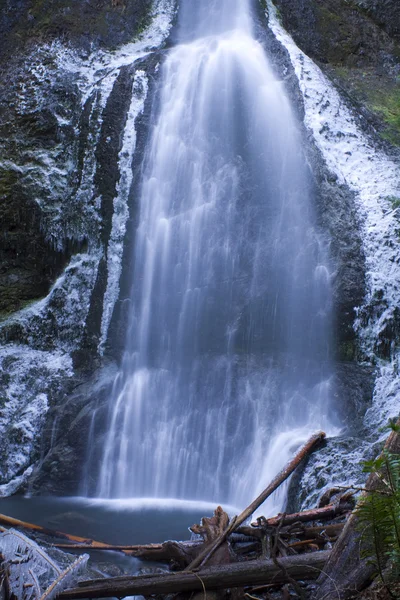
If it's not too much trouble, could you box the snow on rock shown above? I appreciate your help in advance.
[267,0,400,505]
[0,0,177,493]
[0,347,73,495]
[0,253,101,354]
[99,71,149,353]
[53,0,176,106]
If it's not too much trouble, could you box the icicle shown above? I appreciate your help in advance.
[0,529,89,600]
[39,554,89,600]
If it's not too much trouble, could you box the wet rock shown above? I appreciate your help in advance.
[26,362,117,496]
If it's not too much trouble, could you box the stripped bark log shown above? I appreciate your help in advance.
[0,514,111,547]
[313,419,400,600]
[185,431,326,571]
[59,551,331,599]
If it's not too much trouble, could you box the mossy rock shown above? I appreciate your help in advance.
[274,0,400,147]
[338,340,357,361]
[0,0,154,57]
[330,66,400,146]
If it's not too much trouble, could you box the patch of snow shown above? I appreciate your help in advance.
[0,466,34,498]
[0,252,101,354]
[0,347,73,491]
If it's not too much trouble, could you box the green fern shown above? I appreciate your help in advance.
[356,450,400,583]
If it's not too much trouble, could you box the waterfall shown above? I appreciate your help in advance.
[97,0,338,512]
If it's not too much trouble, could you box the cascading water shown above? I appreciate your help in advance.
[98,0,338,512]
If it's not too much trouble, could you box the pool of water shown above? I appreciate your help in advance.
[0,496,238,545]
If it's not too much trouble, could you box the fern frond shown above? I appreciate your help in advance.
[384,451,400,493]
[388,419,400,433]
[357,493,388,580]
[356,450,400,583]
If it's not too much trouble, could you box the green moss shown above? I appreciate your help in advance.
[318,5,342,25]
[369,87,400,146]
[338,340,356,361]
[387,196,400,210]
[0,169,18,198]
[331,66,400,146]
[0,285,42,319]
[134,8,154,39]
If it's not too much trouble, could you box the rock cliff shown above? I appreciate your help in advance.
[0,0,399,501]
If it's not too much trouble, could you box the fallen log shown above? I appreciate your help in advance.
[186,431,326,570]
[287,539,321,550]
[59,550,331,599]
[53,521,344,561]
[226,522,344,542]
[252,501,353,528]
[0,514,192,562]
[54,541,200,562]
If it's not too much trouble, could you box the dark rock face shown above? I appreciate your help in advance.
[0,195,65,315]
[0,0,154,320]
[356,0,400,40]
[311,152,366,355]
[0,56,78,316]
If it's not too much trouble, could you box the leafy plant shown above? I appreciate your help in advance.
[387,196,400,211]
[356,437,400,589]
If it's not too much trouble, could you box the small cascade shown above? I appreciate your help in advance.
[97,0,338,510]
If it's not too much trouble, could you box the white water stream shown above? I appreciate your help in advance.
[98,0,338,513]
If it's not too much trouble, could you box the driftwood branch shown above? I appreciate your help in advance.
[59,551,331,599]
[0,514,111,547]
[185,431,326,571]
[254,501,353,528]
